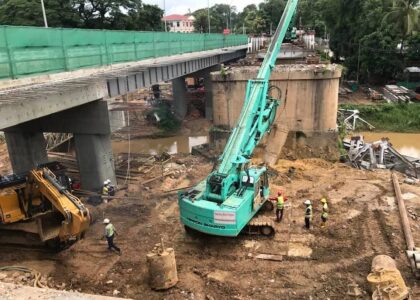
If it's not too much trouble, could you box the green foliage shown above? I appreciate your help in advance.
[153,104,181,133]
[295,0,419,84]
[340,103,420,132]
[0,0,163,31]
[0,0,80,27]
[193,4,237,33]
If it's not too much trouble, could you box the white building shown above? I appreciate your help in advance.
[162,14,195,33]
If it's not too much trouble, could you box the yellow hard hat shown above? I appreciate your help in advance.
[321,198,327,203]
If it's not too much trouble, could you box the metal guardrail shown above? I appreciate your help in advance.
[0,26,248,80]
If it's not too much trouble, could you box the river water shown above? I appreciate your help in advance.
[112,135,208,155]
[360,132,420,158]
[111,132,420,159]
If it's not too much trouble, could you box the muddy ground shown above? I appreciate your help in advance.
[1,144,420,299]
[1,87,420,299]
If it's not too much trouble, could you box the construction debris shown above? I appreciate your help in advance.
[383,85,412,103]
[367,88,383,101]
[338,109,375,131]
[345,135,419,178]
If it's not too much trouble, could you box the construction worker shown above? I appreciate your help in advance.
[102,180,110,196]
[270,191,288,222]
[320,198,329,228]
[103,218,121,255]
[304,200,312,229]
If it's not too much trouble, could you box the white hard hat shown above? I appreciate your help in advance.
[304,200,312,205]
[103,218,110,224]
[103,180,108,185]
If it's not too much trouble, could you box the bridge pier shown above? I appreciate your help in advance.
[172,76,187,119]
[4,131,48,174]
[74,133,115,192]
[172,65,219,120]
[3,100,116,191]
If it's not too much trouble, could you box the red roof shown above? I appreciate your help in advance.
[162,14,190,21]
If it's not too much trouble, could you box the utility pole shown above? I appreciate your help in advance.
[228,7,231,31]
[163,0,167,32]
[207,0,211,33]
[243,23,245,34]
[40,0,48,28]
[356,41,361,83]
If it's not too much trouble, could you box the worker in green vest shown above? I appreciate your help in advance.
[103,218,121,255]
[320,198,329,228]
[304,200,313,229]
[270,191,288,222]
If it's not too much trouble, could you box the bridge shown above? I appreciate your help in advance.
[0,25,248,191]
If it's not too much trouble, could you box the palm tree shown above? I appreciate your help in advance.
[383,0,419,51]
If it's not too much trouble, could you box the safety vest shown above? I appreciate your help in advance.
[277,196,284,209]
[305,205,313,219]
[322,203,329,219]
[102,186,109,196]
[105,223,115,237]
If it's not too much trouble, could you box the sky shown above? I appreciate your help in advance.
[143,0,260,15]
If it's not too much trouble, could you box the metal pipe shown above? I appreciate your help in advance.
[392,173,415,251]
[40,0,48,28]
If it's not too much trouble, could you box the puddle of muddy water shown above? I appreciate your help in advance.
[359,132,420,158]
[112,135,208,155]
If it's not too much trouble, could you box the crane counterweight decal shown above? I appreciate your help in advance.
[214,211,236,224]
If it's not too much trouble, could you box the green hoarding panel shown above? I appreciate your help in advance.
[0,25,247,79]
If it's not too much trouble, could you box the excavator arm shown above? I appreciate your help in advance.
[0,167,90,248]
[27,168,90,240]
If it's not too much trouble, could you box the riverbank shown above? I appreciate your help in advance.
[340,103,420,132]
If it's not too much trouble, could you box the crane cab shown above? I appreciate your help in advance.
[178,166,270,237]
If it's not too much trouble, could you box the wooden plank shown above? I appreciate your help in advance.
[254,254,283,261]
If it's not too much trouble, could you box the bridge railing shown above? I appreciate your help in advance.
[0,26,248,80]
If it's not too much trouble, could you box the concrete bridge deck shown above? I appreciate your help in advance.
[0,45,246,129]
[0,29,247,191]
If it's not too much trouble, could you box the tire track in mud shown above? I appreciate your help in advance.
[363,208,393,256]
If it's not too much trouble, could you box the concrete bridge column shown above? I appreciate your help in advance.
[3,100,116,191]
[203,72,214,120]
[4,131,48,174]
[74,133,115,191]
[172,76,187,119]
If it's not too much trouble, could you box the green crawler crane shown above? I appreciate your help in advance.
[178,0,300,237]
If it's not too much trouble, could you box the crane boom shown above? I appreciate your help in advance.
[178,0,299,237]
[218,0,299,175]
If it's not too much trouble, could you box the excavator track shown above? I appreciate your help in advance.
[244,216,276,237]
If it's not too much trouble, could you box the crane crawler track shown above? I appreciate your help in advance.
[244,217,276,236]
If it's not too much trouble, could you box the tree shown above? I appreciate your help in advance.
[193,4,236,34]
[0,0,79,27]
[193,8,209,33]
[383,0,420,51]
[259,0,286,33]
[73,0,130,29]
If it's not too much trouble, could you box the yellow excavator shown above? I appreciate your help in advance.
[0,165,90,249]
